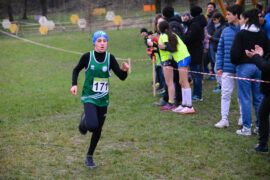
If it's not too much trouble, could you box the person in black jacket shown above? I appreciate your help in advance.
[231,9,269,136]
[182,6,207,101]
[159,6,183,106]
[246,44,270,155]
[206,12,228,92]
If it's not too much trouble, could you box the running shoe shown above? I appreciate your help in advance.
[214,119,229,128]
[254,144,268,154]
[160,104,176,111]
[172,105,185,113]
[179,107,195,114]
[85,155,96,169]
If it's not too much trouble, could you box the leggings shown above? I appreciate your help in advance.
[258,95,270,146]
[83,102,107,156]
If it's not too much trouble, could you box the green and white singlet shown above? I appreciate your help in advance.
[81,51,111,107]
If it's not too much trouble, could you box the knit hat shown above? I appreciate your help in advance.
[92,31,108,46]
[190,6,202,17]
[140,28,148,33]
[162,6,174,19]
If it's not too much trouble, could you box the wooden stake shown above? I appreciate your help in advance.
[128,58,131,73]
[152,57,156,97]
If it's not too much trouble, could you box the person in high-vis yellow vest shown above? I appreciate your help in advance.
[158,20,195,114]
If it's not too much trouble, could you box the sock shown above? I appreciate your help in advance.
[168,100,174,105]
[181,88,186,105]
[186,88,192,107]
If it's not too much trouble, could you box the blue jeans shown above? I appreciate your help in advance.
[190,64,202,99]
[236,64,263,128]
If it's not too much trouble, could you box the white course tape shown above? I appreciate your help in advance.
[0,30,130,61]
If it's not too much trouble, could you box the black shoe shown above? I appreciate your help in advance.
[254,144,268,154]
[85,155,96,169]
[78,112,87,135]
[153,98,167,106]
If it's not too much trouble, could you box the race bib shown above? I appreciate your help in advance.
[92,78,109,92]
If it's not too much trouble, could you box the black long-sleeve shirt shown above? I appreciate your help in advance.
[72,51,127,86]
[231,29,269,65]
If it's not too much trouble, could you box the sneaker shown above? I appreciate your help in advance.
[172,105,185,113]
[160,104,176,111]
[236,126,251,136]
[254,144,268,154]
[153,98,167,106]
[192,95,203,102]
[253,126,259,135]
[215,119,229,128]
[238,117,243,126]
[78,112,87,135]
[212,86,221,93]
[85,155,96,169]
[179,107,195,114]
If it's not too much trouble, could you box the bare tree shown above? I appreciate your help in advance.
[7,0,13,21]
[22,0,27,19]
[189,0,199,8]
[155,0,161,13]
[40,0,47,17]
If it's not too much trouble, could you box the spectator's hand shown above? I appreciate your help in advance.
[217,70,223,76]
[70,85,77,95]
[245,45,264,58]
[121,62,130,72]
[147,40,153,47]
[206,34,211,39]
[158,43,165,50]
[254,45,264,56]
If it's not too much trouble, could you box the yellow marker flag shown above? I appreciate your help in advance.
[70,14,79,24]
[92,8,106,15]
[39,25,48,35]
[9,24,18,34]
[113,15,122,25]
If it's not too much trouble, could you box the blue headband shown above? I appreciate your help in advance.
[92,31,108,45]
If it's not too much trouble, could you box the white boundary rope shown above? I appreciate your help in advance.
[0,30,130,61]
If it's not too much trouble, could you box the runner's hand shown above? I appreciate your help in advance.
[121,62,130,72]
[70,85,77,95]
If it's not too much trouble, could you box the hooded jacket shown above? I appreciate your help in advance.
[182,15,207,65]
[168,15,183,38]
[231,25,269,65]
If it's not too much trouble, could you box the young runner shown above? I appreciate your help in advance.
[70,31,129,168]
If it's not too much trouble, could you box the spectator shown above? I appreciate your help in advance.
[214,4,243,128]
[245,45,270,154]
[262,7,270,39]
[206,2,219,80]
[182,5,207,101]
[162,6,183,106]
[206,12,227,92]
[231,9,269,136]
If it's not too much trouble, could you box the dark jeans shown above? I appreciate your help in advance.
[190,64,202,99]
[258,95,270,146]
[83,103,107,155]
[155,65,165,90]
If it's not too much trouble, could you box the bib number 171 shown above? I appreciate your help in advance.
[92,78,109,92]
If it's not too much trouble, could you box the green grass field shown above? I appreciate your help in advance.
[1,28,270,179]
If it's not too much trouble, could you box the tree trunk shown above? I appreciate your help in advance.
[7,0,13,21]
[155,0,161,14]
[40,0,47,17]
[189,0,199,8]
[23,0,27,19]
[165,0,173,6]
